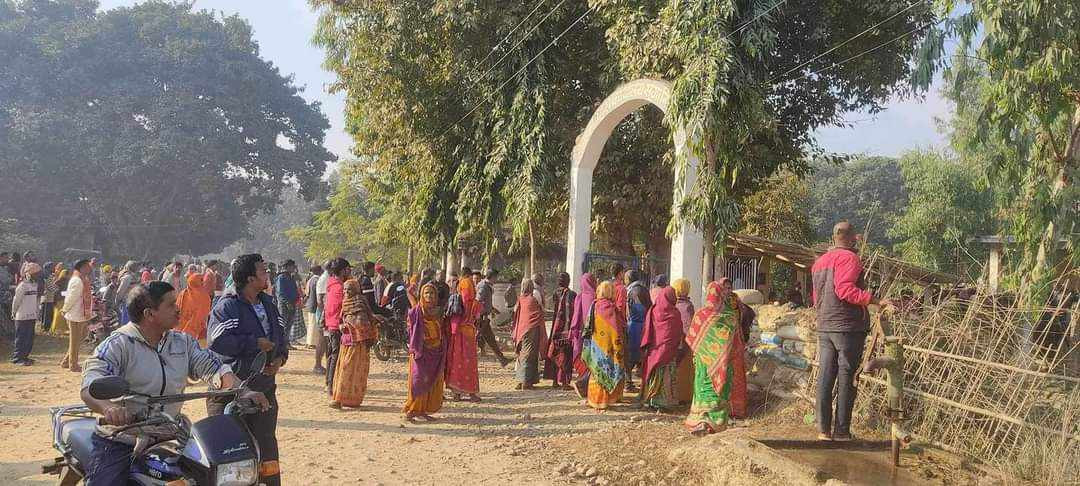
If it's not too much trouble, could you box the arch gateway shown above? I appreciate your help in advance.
[565,78,705,306]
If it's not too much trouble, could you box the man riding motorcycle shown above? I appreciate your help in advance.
[80,282,268,486]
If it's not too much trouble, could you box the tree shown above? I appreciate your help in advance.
[888,149,994,275]
[915,0,1079,299]
[740,171,814,245]
[214,185,328,265]
[808,156,909,246]
[0,0,335,261]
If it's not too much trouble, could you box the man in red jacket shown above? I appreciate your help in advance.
[811,221,887,441]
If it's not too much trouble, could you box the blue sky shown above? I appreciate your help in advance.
[97,0,950,159]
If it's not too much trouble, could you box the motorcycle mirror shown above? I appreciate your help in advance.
[251,351,268,376]
[88,376,130,400]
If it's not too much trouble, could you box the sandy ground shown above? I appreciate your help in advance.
[0,334,986,486]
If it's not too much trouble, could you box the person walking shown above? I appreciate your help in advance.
[322,258,350,395]
[114,261,139,325]
[331,277,378,409]
[175,272,212,347]
[581,281,628,411]
[672,278,695,405]
[60,259,96,372]
[403,283,447,421]
[11,263,41,365]
[39,262,57,332]
[445,277,482,402]
[512,278,546,390]
[475,269,511,367]
[640,286,685,411]
[684,279,744,436]
[544,272,576,389]
[313,260,333,374]
[274,260,299,347]
[625,269,651,392]
[811,221,886,442]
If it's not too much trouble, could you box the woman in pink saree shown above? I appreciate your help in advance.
[446,278,482,401]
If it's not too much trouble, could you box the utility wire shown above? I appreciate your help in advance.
[466,0,570,92]
[776,20,937,85]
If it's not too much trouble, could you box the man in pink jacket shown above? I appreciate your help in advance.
[811,221,886,441]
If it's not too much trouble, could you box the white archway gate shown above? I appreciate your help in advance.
[566,78,704,306]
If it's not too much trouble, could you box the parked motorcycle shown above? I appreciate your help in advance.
[372,311,409,361]
[43,352,270,485]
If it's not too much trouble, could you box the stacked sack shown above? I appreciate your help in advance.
[746,303,818,393]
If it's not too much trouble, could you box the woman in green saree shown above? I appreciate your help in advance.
[684,278,746,436]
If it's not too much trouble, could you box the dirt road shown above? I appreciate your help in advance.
[0,335,783,485]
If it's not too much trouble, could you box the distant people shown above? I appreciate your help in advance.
[812,221,886,442]
[403,283,447,421]
[581,281,627,411]
[545,272,576,389]
[373,264,388,306]
[11,263,42,365]
[530,272,546,311]
[0,252,14,334]
[274,260,299,344]
[684,279,745,436]
[640,286,684,411]
[445,277,482,402]
[512,278,546,390]
[384,271,410,319]
[114,261,139,325]
[476,269,510,367]
[140,265,152,284]
[175,272,212,347]
[650,274,669,301]
[360,261,379,311]
[433,269,451,307]
[331,276,378,409]
[323,258,351,396]
[786,282,805,307]
[625,269,651,392]
[611,263,628,317]
[61,259,96,372]
[314,259,333,374]
[161,261,183,290]
[51,265,71,336]
[39,262,57,332]
[304,265,325,361]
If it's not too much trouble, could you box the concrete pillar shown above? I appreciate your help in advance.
[445,251,457,279]
[566,164,593,290]
[988,244,1002,293]
[460,249,468,273]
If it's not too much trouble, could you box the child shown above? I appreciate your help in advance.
[11,263,41,365]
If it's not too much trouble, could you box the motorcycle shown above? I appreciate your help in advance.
[372,309,409,362]
[43,352,271,486]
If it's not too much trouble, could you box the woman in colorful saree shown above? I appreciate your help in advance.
[581,281,627,411]
[684,278,747,436]
[544,272,576,390]
[403,283,447,421]
[332,278,378,409]
[512,278,547,390]
[640,286,684,411]
[446,277,482,402]
[672,278,695,405]
[569,273,596,396]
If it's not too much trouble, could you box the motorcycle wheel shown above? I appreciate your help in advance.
[373,340,390,361]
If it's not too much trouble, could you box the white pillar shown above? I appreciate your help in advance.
[445,250,457,279]
[566,164,594,292]
[669,127,704,307]
[988,244,1002,293]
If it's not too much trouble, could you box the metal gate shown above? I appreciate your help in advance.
[582,252,640,278]
[725,257,759,290]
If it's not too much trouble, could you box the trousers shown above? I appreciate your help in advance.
[816,331,867,436]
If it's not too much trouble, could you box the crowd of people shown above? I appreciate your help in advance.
[2,220,883,484]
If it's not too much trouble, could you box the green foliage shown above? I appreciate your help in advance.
[915,0,1079,296]
[0,0,335,261]
[212,186,327,265]
[740,171,814,245]
[888,149,994,275]
[808,156,909,246]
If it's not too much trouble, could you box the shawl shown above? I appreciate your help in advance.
[407,284,447,396]
[640,286,684,384]
[547,286,576,359]
[614,280,628,316]
[176,273,212,340]
[581,296,627,392]
[685,281,743,397]
[341,278,377,346]
[568,273,596,360]
[512,293,546,345]
[449,277,481,334]
[675,298,695,334]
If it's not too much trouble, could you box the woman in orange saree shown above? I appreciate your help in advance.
[403,283,446,421]
[332,278,378,409]
[176,273,212,347]
[684,279,747,435]
[581,281,627,411]
[446,277,481,402]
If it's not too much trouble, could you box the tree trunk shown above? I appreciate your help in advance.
[406,246,415,274]
[528,219,536,277]
[1023,104,1079,304]
[701,136,720,285]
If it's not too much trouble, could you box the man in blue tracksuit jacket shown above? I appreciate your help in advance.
[206,253,289,486]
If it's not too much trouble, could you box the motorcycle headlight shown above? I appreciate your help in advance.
[216,459,257,486]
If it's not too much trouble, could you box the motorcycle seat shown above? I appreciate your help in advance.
[61,417,98,465]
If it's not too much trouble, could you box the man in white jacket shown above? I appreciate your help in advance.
[61,259,97,371]
[11,263,41,365]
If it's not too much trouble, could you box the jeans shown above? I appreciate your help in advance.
[85,434,133,486]
[207,386,280,486]
[278,301,296,342]
[12,319,35,362]
[816,331,867,436]
[325,330,341,392]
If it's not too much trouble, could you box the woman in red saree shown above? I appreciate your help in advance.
[545,272,577,389]
[684,279,748,435]
[640,286,684,411]
[403,283,446,421]
[332,278,378,409]
[446,277,482,402]
[512,278,547,390]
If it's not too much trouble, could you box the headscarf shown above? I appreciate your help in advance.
[341,278,377,345]
[640,286,684,384]
[406,283,447,396]
[512,278,545,344]
[176,273,212,340]
[685,280,745,414]
[449,277,480,334]
[569,273,597,360]
[650,274,669,301]
[580,280,627,391]
[672,278,690,298]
